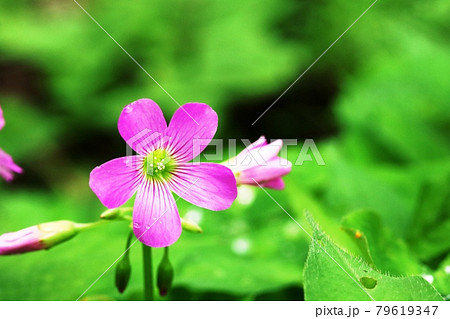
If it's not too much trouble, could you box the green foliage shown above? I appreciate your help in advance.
[341,210,424,276]
[304,215,444,301]
[407,176,450,262]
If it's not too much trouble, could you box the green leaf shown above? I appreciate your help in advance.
[341,210,424,275]
[407,176,450,261]
[304,213,443,301]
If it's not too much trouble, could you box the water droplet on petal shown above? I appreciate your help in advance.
[133,222,140,229]
[153,217,157,220]
[146,225,150,230]
[159,221,162,224]
[124,105,133,113]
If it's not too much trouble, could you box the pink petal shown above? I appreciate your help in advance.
[230,139,283,173]
[261,178,285,190]
[0,106,4,130]
[165,103,218,162]
[0,148,23,182]
[168,163,237,211]
[240,136,268,154]
[118,99,168,155]
[133,181,181,247]
[238,157,292,185]
[89,156,143,208]
[227,136,267,172]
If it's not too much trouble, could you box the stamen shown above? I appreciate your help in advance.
[143,149,176,181]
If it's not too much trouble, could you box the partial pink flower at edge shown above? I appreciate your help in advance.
[0,106,5,130]
[0,106,23,182]
[0,149,23,182]
[89,99,238,248]
[225,136,292,190]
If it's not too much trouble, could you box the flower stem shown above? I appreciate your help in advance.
[142,244,154,301]
[74,220,109,231]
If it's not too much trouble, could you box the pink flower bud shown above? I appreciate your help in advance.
[0,226,46,255]
[0,221,79,255]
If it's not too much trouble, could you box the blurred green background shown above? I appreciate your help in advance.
[0,0,449,300]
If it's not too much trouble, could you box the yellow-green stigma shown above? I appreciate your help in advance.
[143,149,177,181]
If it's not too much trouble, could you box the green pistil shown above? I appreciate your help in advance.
[143,149,177,181]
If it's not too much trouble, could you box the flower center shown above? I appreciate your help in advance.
[143,149,176,181]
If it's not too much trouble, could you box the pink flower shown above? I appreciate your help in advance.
[0,221,79,255]
[89,99,237,247]
[0,106,22,182]
[226,136,292,190]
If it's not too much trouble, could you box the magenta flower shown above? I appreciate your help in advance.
[226,136,292,190]
[0,106,22,182]
[89,99,237,247]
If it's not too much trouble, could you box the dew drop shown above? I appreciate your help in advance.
[124,105,133,113]
[159,221,163,224]
[359,277,377,289]
[146,225,150,230]
[153,217,157,220]
[133,222,140,229]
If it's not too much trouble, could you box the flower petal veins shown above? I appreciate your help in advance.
[89,156,143,208]
[133,180,181,247]
[165,103,218,162]
[118,99,168,155]
[169,162,237,211]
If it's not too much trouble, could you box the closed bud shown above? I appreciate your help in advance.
[157,247,174,297]
[181,218,203,233]
[115,255,131,294]
[100,207,132,221]
[0,220,80,255]
[115,232,133,294]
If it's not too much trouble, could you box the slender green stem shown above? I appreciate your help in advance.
[142,244,154,301]
[74,220,109,231]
